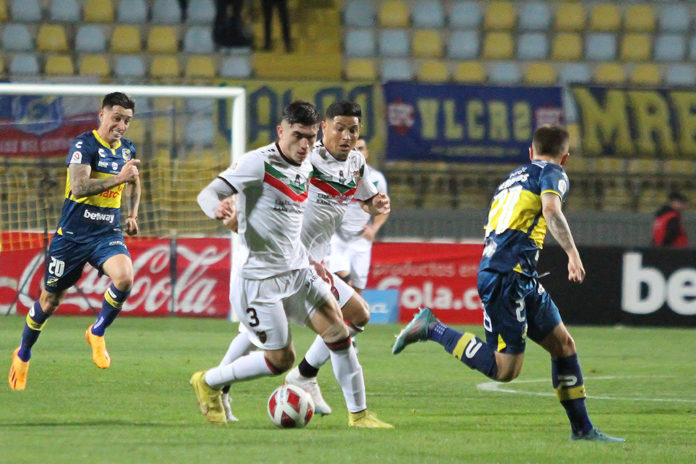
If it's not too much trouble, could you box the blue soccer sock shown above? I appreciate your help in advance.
[429,322,498,379]
[18,301,50,362]
[91,283,130,336]
[552,354,593,434]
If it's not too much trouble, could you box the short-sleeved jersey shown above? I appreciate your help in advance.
[479,160,569,276]
[301,142,378,261]
[336,164,388,238]
[218,142,312,279]
[57,130,137,243]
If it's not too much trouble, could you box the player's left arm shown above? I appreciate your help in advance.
[541,193,584,283]
[124,174,141,236]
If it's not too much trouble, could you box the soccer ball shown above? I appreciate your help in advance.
[267,384,315,428]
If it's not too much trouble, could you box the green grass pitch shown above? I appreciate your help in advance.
[1,316,695,463]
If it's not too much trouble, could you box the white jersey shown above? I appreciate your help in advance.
[336,165,388,240]
[218,142,312,279]
[301,142,378,261]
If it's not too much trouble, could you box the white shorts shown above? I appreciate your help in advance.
[231,267,333,350]
[331,272,355,308]
[328,235,373,290]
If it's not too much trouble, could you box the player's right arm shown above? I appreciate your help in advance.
[70,159,140,199]
[541,193,585,283]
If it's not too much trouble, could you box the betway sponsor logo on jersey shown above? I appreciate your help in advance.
[83,208,115,223]
[263,162,308,201]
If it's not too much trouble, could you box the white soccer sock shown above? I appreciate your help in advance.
[205,351,273,389]
[305,325,363,370]
[328,343,366,413]
[219,331,255,366]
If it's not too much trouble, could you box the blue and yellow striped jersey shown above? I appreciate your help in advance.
[56,130,137,242]
[479,160,569,275]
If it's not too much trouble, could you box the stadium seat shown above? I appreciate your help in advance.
[151,0,182,24]
[344,58,376,80]
[10,0,40,21]
[36,25,69,53]
[559,63,592,84]
[50,0,80,22]
[654,34,686,62]
[630,64,661,85]
[79,54,110,77]
[517,32,548,60]
[378,29,410,57]
[185,98,214,115]
[518,2,551,31]
[185,55,216,79]
[412,30,443,58]
[186,0,215,25]
[183,26,215,54]
[111,25,142,54]
[344,29,376,57]
[380,58,413,81]
[658,4,690,33]
[554,3,585,32]
[416,60,449,82]
[488,62,521,84]
[589,3,621,32]
[412,0,444,28]
[452,61,485,83]
[665,64,696,85]
[150,55,180,78]
[75,25,107,53]
[594,63,626,84]
[44,54,74,75]
[184,117,215,147]
[0,0,7,21]
[378,0,409,28]
[447,30,479,60]
[84,0,114,22]
[624,4,655,32]
[619,34,651,62]
[482,32,514,60]
[147,26,179,54]
[218,55,252,78]
[523,62,557,85]
[449,1,480,29]
[551,33,582,61]
[664,159,696,175]
[9,53,39,75]
[117,0,148,24]
[2,24,33,52]
[113,55,146,78]
[344,0,375,27]
[484,2,516,30]
[584,33,616,61]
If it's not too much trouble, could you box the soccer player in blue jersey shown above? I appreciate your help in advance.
[8,92,141,390]
[392,125,624,442]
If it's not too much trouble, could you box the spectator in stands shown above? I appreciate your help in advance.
[652,191,688,247]
[214,0,252,47]
[261,0,292,52]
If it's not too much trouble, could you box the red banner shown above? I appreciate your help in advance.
[367,242,484,324]
[0,234,231,318]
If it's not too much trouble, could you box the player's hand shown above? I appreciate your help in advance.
[215,197,238,232]
[360,225,377,242]
[567,251,585,283]
[370,193,391,215]
[125,216,139,236]
[118,159,140,184]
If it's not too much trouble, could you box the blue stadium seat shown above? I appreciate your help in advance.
[378,29,410,57]
[447,30,479,59]
[186,0,215,24]
[665,64,696,85]
[9,53,40,75]
[688,35,696,61]
[345,28,376,57]
[219,56,252,78]
[559,63,592,84]
[183,26,215,54]
[412,0,444,28]
[75,25,107,53]
[344,0,375,28]
[584,33,616,61]
[380,58,414,81]
[654,33,686,61]
[517,32,548,60]
[50,0,80,22]
[2,24,33,51]
[114,55,146,78]
[117,0,148,24]
[449,1,481,29]
[185,98,215,115]
[518,2,551,31]
[185,117,215,146]
[151,0,181,24]
[658,4,690,32]
[10,0,41,21]
[488,62,522,84]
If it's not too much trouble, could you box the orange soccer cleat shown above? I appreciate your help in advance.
[85,325,111,369]
[9,347,29,391]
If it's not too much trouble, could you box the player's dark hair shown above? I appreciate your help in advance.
[532,125,569,158]
[102,92,135,112]
[325,100,362,121]
[282,100,320,126]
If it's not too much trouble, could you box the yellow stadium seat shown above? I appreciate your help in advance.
[482,32,513,60]
[417,60,449,82]
[150,55,181,78]
[411,30,443,58]
[664,160,696,175]
[594,63,626,84]
[452,61,485,83]
[630,64,661,86]
[628,159,660,175]
[147,26,179,54]
[550,33,582,61]
[0,0,7,21]
[111,25,142,53]
[624,4,655,32]
[125,119,145,146]
[378,0,409,28]
[620,34,651,62]
[524,62,557,85]
[44,55,74,76]
[79,54,110,77]
[185,55,215,78]
[589,3,621,32]
[344,58,376,80]
[554,3,585,32]
[0,55,5,77]
[36,25,69,52]
[484,2,516,30]
[84,0,114,22]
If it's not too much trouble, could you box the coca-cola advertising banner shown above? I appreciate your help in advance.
[0,235,231,318]
[368,242,484,324]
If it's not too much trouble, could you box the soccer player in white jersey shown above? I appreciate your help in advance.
[191,101,391,428]
[327,138,389,295]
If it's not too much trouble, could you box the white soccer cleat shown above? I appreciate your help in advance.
[285,366,332,416]
[221,392,239,422]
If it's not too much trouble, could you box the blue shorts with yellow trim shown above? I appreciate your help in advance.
[44,233,130,293]
[477,269,562,355]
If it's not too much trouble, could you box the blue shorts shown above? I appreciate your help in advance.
[44,233,130,293]
[477,270,562,355]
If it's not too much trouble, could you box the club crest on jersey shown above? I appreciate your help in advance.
[122,149,131,160]
[70,151,82,163]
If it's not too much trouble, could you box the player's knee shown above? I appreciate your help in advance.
[111,273,134,292]
[265,348,295,373]
[320,320,349,345]
[343,296,370,328]
[496,365,521,382]
[39,291,61,314]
